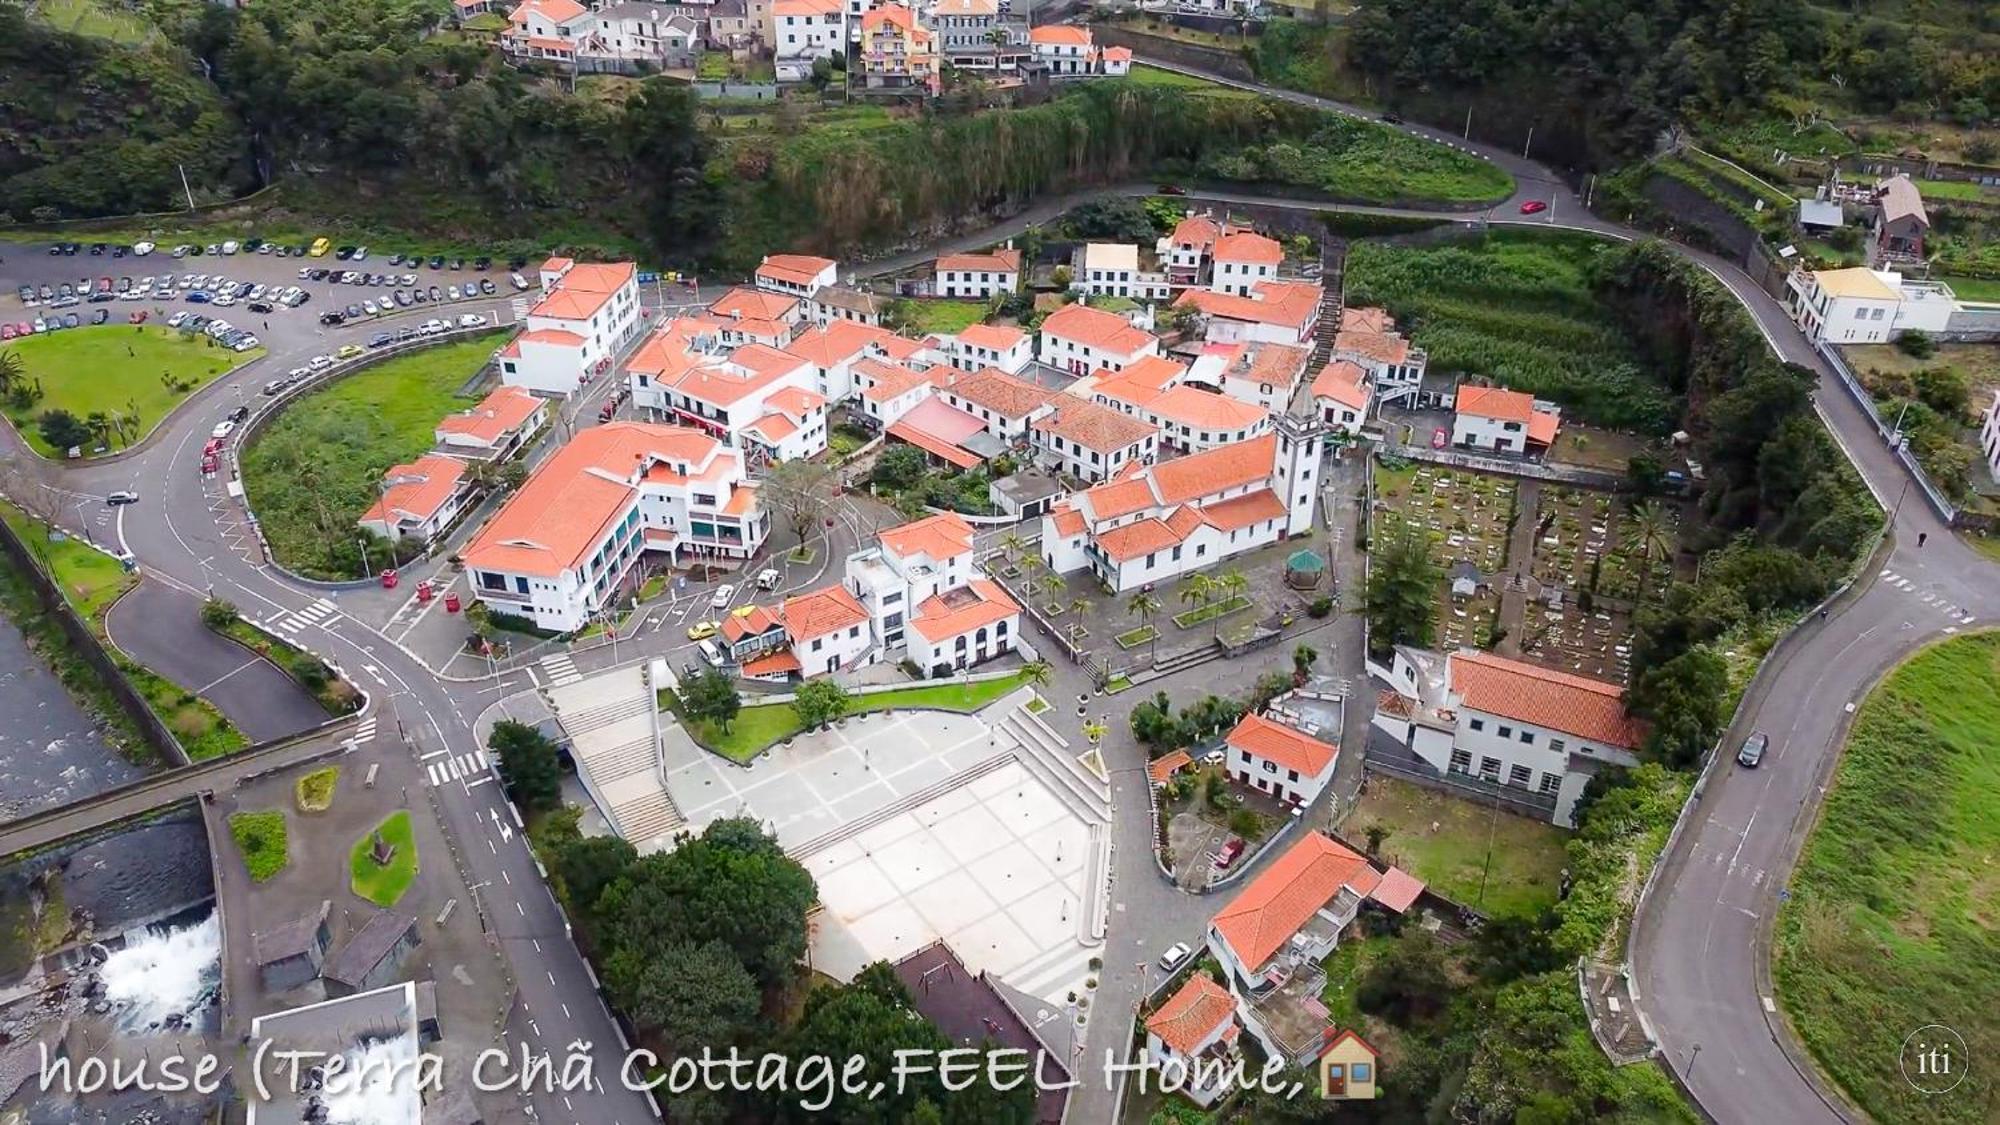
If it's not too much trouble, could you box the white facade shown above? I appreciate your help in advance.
[1036,304,1161,376]
[773,0,845,78]
[1211,256,1277,297]
[1785,266,1959,345]
[943,328,1032,375]
[501,260,642,396]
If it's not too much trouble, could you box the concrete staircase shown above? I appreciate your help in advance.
[553,694,655,738]
[1000,709,1111,823]
[1307,238,1348,370]
[789,751,1017,861]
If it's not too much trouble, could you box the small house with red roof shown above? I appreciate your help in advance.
[1143,973,1241,1107]
[1210,231,1284,297]
[434,384,549,461]
[1225,711,1338,806]
[1309,360,1372,435]
[934,246,1021,300]
[1205,832,1423,1066]
[1316,1029,1380,1099]
[1371,645,1648,826]
[782,584,873,675]
[357,455,471,544]
[1451,383,1560,455]
[753,254,839,299]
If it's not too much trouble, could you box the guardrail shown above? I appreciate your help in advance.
[1814,340,1959,525]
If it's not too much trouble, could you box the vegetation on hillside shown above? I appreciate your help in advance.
[1777,632,1999,1125]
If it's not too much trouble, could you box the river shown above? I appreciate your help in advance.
[0,614,149,822]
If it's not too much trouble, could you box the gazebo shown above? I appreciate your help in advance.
[1284,548,1327,590]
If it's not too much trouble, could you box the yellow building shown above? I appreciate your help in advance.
[859,3,940,96]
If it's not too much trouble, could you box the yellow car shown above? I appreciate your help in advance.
[686,619,720,641]
[309,237,331,257]
[336,344,363,359]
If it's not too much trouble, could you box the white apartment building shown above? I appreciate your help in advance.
[462,423,768,633]
[943,323,1032,374]
[773,0,844,80]
[1371,646,1647,827]
[843,513,1020,676]
[433,384,549,461]
[934,248,1021,299]
[1031,398,1159,484]
[933,0,1019,68]
[938,366,1054,443]
[1784,265,1958,346]
[1070,243,1170,300]
[708,285,806,349]
[1160,213,1237,285]
[1039,417,1320,592]
[1451,384,1560,455]
[781,585,873,676]
[1209,231,1282,297]
[1037,302,1161,375]
[855,357,946,428]
[1090,368,1272,456]
[580,5,700,66]
[1175,281,1321,347]
[754,253,839,299]
[626,325,827,462]
[785,320,918,401]
[498,259,642,395]
[1184,341,1311,415]
[1026,24,1129,76]
[501,0,591,60]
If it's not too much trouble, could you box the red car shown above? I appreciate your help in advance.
[1431,428,1449,450]
[203,437,223,456]
[200,455,218,475]
[0,325,14,341]
[1519,200,1548,215]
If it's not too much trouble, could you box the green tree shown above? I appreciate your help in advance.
[1128,590,1161,663]
[604,939,760,1051]
[1020,659,1053,690]
[1129,690,1186,750]
[1214,570,1249,639]
[1629,647,1727,768]
[1364,522,1441,657]
[681,668,743,733]
[551,834,637,930]
[489,718,564,813]
[792,678,850,731]
[36,409,90,453]
[0,349,23,398]
[1356,932,1451,1026]
[200,598,241,628]
[1620,500,1674,603]
[871,445,929,491]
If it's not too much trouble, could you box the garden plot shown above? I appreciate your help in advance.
[1376,465,1515,650]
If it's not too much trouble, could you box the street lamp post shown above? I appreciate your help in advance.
[358,536,372,579]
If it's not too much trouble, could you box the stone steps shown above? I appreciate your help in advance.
[790,752,1016,861]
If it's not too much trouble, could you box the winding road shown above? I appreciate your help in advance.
[1,56,1991,1125]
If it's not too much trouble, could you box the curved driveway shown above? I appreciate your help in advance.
[4,59,1995,1125]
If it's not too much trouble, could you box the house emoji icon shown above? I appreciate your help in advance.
[1316,1028,1380,1100]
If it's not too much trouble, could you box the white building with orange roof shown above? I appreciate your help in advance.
[1026,24,1128,76]
[1206,831,1419,1066]
[1143,973,1240,1107]
[1038,416,1320,591]
[1174,280,1322,347]
[1450,383,1560,455]
[783,584,873,675]
[740,384,829,464]
[843,512,1020,673]
[1309,359,1371,434]
[1225,711,1337,807]
[785,319,900,400]
[357,455,471,544]
[1070,243,1171,300]
[934,247,1021,299]
[1372,646,1647,826]
[1087,359,1271,455]
[1037,302,1161,376]
[773,0,845,79]
[1184,340,1311,415]
[433,384,549,461]
[707,285,805,348]
[1030,397,1159,483]
[754,253,839,299]
[939,366,1055,442]
[942,322,1032,374]
[462,422,766,632]
[1210,231,1283,296]
[629,329,823,454]
[502,0,591,60]
[1333,317,1430,407]
[499,258,642,395]
[808,283,884,328]
[1160,212,1242,285]
[854,356,947,428]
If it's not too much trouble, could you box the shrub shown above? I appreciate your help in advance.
[1895,329,1936,359]
[291,654,331,691]
[294,766,339,812]
[1308,595,1334,618]
[228,810,289,882]
[200,598,240,628]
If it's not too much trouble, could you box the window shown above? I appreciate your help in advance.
[514,577,529,595]
[1468,717,1485,732]
[1287,768,1299,782]
[811,638,823,652]
[1509,764,1532,787]
[1351,1064,1371,1083]
[1539,773,1561,795]
[1479,756,1501,779]
[1449,749,1472,772]
[1261,760,1277,774]
[1548,737,1566,754]
[1497,725,1512,739]
[1519,730,1534,745]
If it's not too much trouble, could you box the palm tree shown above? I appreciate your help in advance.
[1068,596,1089,644]
[1041,570,1067,613]
[1214,570,1250,639]
[0,349,23,398]
[986,26,1008,74]
[1082,718,1108,747]
[1623,501,1674,603]
[1128,590,1161,665]
[84,412,113,450]
[1021,660,1053,690]
[1179,574,1213,629]
[1020,552,1042,602]
[999,531,1025,570]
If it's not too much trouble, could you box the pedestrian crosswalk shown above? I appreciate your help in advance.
[350,715,378,745]
[540,652,582,687]
[426,749,489,787]
[1879,569,1977,624]
[271,597,340,635]
[509,296,531,321]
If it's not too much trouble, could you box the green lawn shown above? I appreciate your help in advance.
[1938,275,2000,303]
[1115,624,1158,649]
[229,810,289,882]
[1172,594,1251,629]
[1318,932,1395,1030]
[241,332,500,578]
[349,810,420,907]
[31,0,152,43]
[1201,113,1514,206]
[903,299,990,334]
[1913,178,1997,202]
[2,327,262,458]
[1346,775,1568,919]
[673,671,1036,761]
[460,11,508,31]
[0,501,133,619]
[1776,632,2000,1125]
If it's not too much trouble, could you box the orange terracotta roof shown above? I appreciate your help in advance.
[464,422,729,578]
[721,482,757,516]
[1169,215,1224,249]
[1220,342,1310,391]
[361,455,466,526]
[1145,974,1235,1056]
[773,0,840,13]
[764,385,826,417]
[1343,306,1395,335]
[1103,45,1132,62]
[722,604,785,643]
[1334,328,1410,366]
[744,412,800,445]
[1048,504,1086,538]
[856,357,937,403]
[1150,432,1275,505]
[1147,749,1192,784]
[782,584,870,641]
[1449,650,1646,749]
[1455,384,1535,424]
[1039,303,1157,357]
[1527,410,1560,446]
[540,255,575,273]
[436,385,545,444]
[528,261,633,322]
[1201,487,1286,531]
[1175,281,1321,334]
[1210,833,1380,973]
[709,286,799,323]
[880,511,976,562]
[1370,867,1425,913]
[946,367,1049,418]
[861,2,917,30]
[1033,398,1156,453]
[1028,24,1090,45]
[1142,384,1267,432]
[937,248,1022,274]
[756,254,837,286]
[1226,712,1336,776]
[1311,360,1370,411]
[517,328,585,347]
[1095,516,1182,563]
[1089,355,1187,407]
[741,649,803,678]
[786,321,892,367]
[1212,231,1283,266]
[955,323,1027,353]
[907,578,1020,643]
[509,0,585,21]
[888,417,983,469]
[1081,474,1157,521]
[875,335,926,363]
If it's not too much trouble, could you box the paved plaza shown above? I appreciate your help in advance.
[658,690,1109,1008]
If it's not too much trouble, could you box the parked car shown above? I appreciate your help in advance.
[335,245,356,260]
[1,326,15,340]
[319,311,345,325]
[474,256,492,271]
[247,301,274,314]
[509,273,531,291]
[1214,837,1246,870]
[310,355,334,370]
[309,238,332,257]
[428,255,446,269]
[697,639,725,666]
[368,332,393,348]
[1737,732,1769,768]
[221,241,239,255]
[412,289,429,304]
[337,344,363,359]
[458,313,486,328]
[685,619,719,641]
[427,285,442,301]
[1519,200,1548,215]
[755,568,781,591]
[709,582,736,610]
[133,241,156,256]
[1158,942,1192,971]
[210,420,237,439]
[478,278,496,295]
[346,304,362,318]
[393,290,412,308]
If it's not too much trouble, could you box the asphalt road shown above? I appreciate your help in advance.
[3,61,1995,1125]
